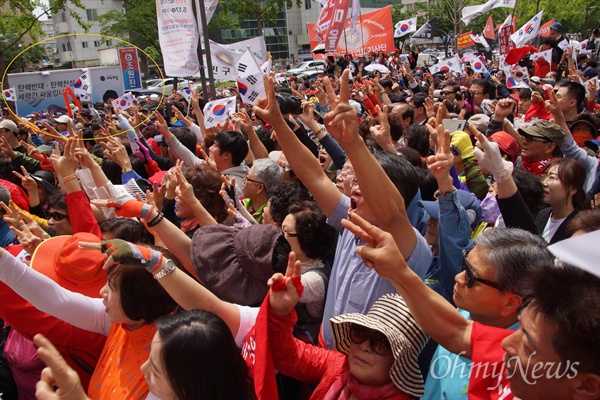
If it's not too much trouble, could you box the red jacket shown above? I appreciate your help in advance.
[268,309,410,400]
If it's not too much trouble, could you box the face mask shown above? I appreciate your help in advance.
[480,192,501,224]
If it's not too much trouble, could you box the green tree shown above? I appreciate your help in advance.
[515,0,599,38]
[220,0,302,35]
[0,0,89,88]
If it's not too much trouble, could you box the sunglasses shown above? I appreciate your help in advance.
[349,325,392,356]
[47,211,68,221]
[441,90,457,96]
[461,250,500,289]
[520,135,549,144]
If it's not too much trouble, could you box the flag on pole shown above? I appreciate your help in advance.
[261,58,272,74]
[73,71,92,102]
[3,88,17,102]
[315,0,334,43]
[237,49,267,105]
[411,18,437,40]
[349,0,361,35]
[484,16,495,40]
[203,96,236,128]
[461,0,516,25]
[323,0,352,51]
[580,39,590,53]
[394,17,417,38]
[471,34,491,50]
[537,19,555,37]
[530,49,552,63]
[177,87,194,102]
[504,64,530,89]
[469,55,489,74]
[429,55,463,74]
[511,10,544,47]
[111,92,135,111]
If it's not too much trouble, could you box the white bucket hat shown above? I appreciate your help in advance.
[330,293,428,398]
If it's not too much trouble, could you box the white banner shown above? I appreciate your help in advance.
[156,0,200,76]
[461,0,516,25]
[195,0,219,36]
[203,36,267,81]
[394,17,417,38]
[511,10,544,47]
[203,96,236,128]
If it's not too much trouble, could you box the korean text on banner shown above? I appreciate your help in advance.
[204,36,267,81]
[119,47,142,90]
[457,32,476,49]
[324,0,352,52]
[308,6,394,60]
[156,0,200,77]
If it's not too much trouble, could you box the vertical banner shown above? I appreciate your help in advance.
[324,0,352,51]
[308,7,393,60]
[118,47,143,90]
[156,0,200,76]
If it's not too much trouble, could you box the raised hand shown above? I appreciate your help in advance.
[11,220,43,255]
[91,197,154,219]
[492,98,515,121]
[471,125,513,184]
[34,334,90,400]
[369,105,394,152]
[79,239,163,272]
[322,69,360,146]
[426,127,454,189]
[268,251,303,316]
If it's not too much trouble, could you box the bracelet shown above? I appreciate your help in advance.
[122,167,132,173]
[62,174,78,183]
[147,212,164,227]
[434,187,456,199]
[316,125,326,135]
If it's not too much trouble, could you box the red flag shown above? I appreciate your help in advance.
[324,0,352,51]
[538,19,555,37]
[484,16,495,40]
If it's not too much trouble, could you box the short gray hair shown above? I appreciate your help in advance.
[253,158,283,192]
[0,185,10,205]
[474,228,553,296]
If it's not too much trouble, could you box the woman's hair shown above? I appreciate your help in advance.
[267,181,311,225]
[403,125,430,158]
[47,191,67,213]
[567,209,600,235]
[184,164,228,223]
[288,201,337,260]
[107,246,180,323]
[100,218,154,245]
[544,158,590,211]
[156,310,253,400]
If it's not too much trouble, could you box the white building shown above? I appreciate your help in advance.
[52,0,124,67]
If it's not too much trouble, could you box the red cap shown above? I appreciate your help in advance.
[490,131,520,162]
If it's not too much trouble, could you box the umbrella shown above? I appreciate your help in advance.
[364,64,390,73]
[312,43,326,54]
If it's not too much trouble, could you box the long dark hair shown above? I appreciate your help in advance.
[156,310,254,400]
[544,158,589,211]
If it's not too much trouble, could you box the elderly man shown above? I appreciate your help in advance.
[242,158,282,223]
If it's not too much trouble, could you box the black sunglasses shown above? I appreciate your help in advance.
[349,325,392,356]
[47,211,68,221]
[461,250,501,290]
[441,90,457,96]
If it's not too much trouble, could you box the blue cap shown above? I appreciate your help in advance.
[550,22,562,33]
[419,190,482,229]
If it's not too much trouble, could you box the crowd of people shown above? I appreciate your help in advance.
[0,24,599,400]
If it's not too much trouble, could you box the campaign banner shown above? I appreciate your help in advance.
[156,0,200,77]
[308,6,394,60]
[203,36,267,81]
[458,31,476,48]
[118,47,143,90]
[498,26,514,55]
[538,19,554,37]
[324,0,352,51]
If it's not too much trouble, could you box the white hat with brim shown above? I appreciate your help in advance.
[330,293,429,398]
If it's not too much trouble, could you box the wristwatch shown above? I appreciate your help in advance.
[153,258,176,280]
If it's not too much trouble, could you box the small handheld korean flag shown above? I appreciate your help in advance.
[237,49,266,105]
[394,17,417,38]
[177,87,194,102]
[111,92,135,111]
[530,49,552,64]
[3,88,16,102]
[73,72,92,102]
[470,57,489,74]
[203,96,236,129]
[511,10,544,47]
[429,56,463,75]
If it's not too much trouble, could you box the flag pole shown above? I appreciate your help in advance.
[359,11,365,56]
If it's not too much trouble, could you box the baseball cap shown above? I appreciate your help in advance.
[518,119,566,147]
[0,119,18,133]
[550,22,562,32]
[490,131,520,162]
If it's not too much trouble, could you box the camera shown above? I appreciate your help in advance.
[275,93,303,115]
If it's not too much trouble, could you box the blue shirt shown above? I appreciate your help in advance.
[321,195,432,349]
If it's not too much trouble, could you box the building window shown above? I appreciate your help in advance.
[86,9,98,21]
[105,40,112,46]
[94,40,101,47]
[82,42,88,48]
[67,42,72,51]
[305,0,311,9]
[61,13,66,22]
[62,43,66,52]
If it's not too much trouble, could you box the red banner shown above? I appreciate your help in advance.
[457,31,476,48]
[498,26,515,55]
[538,19,555,37]
[308,6,394,60]
[323,0,352,51]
